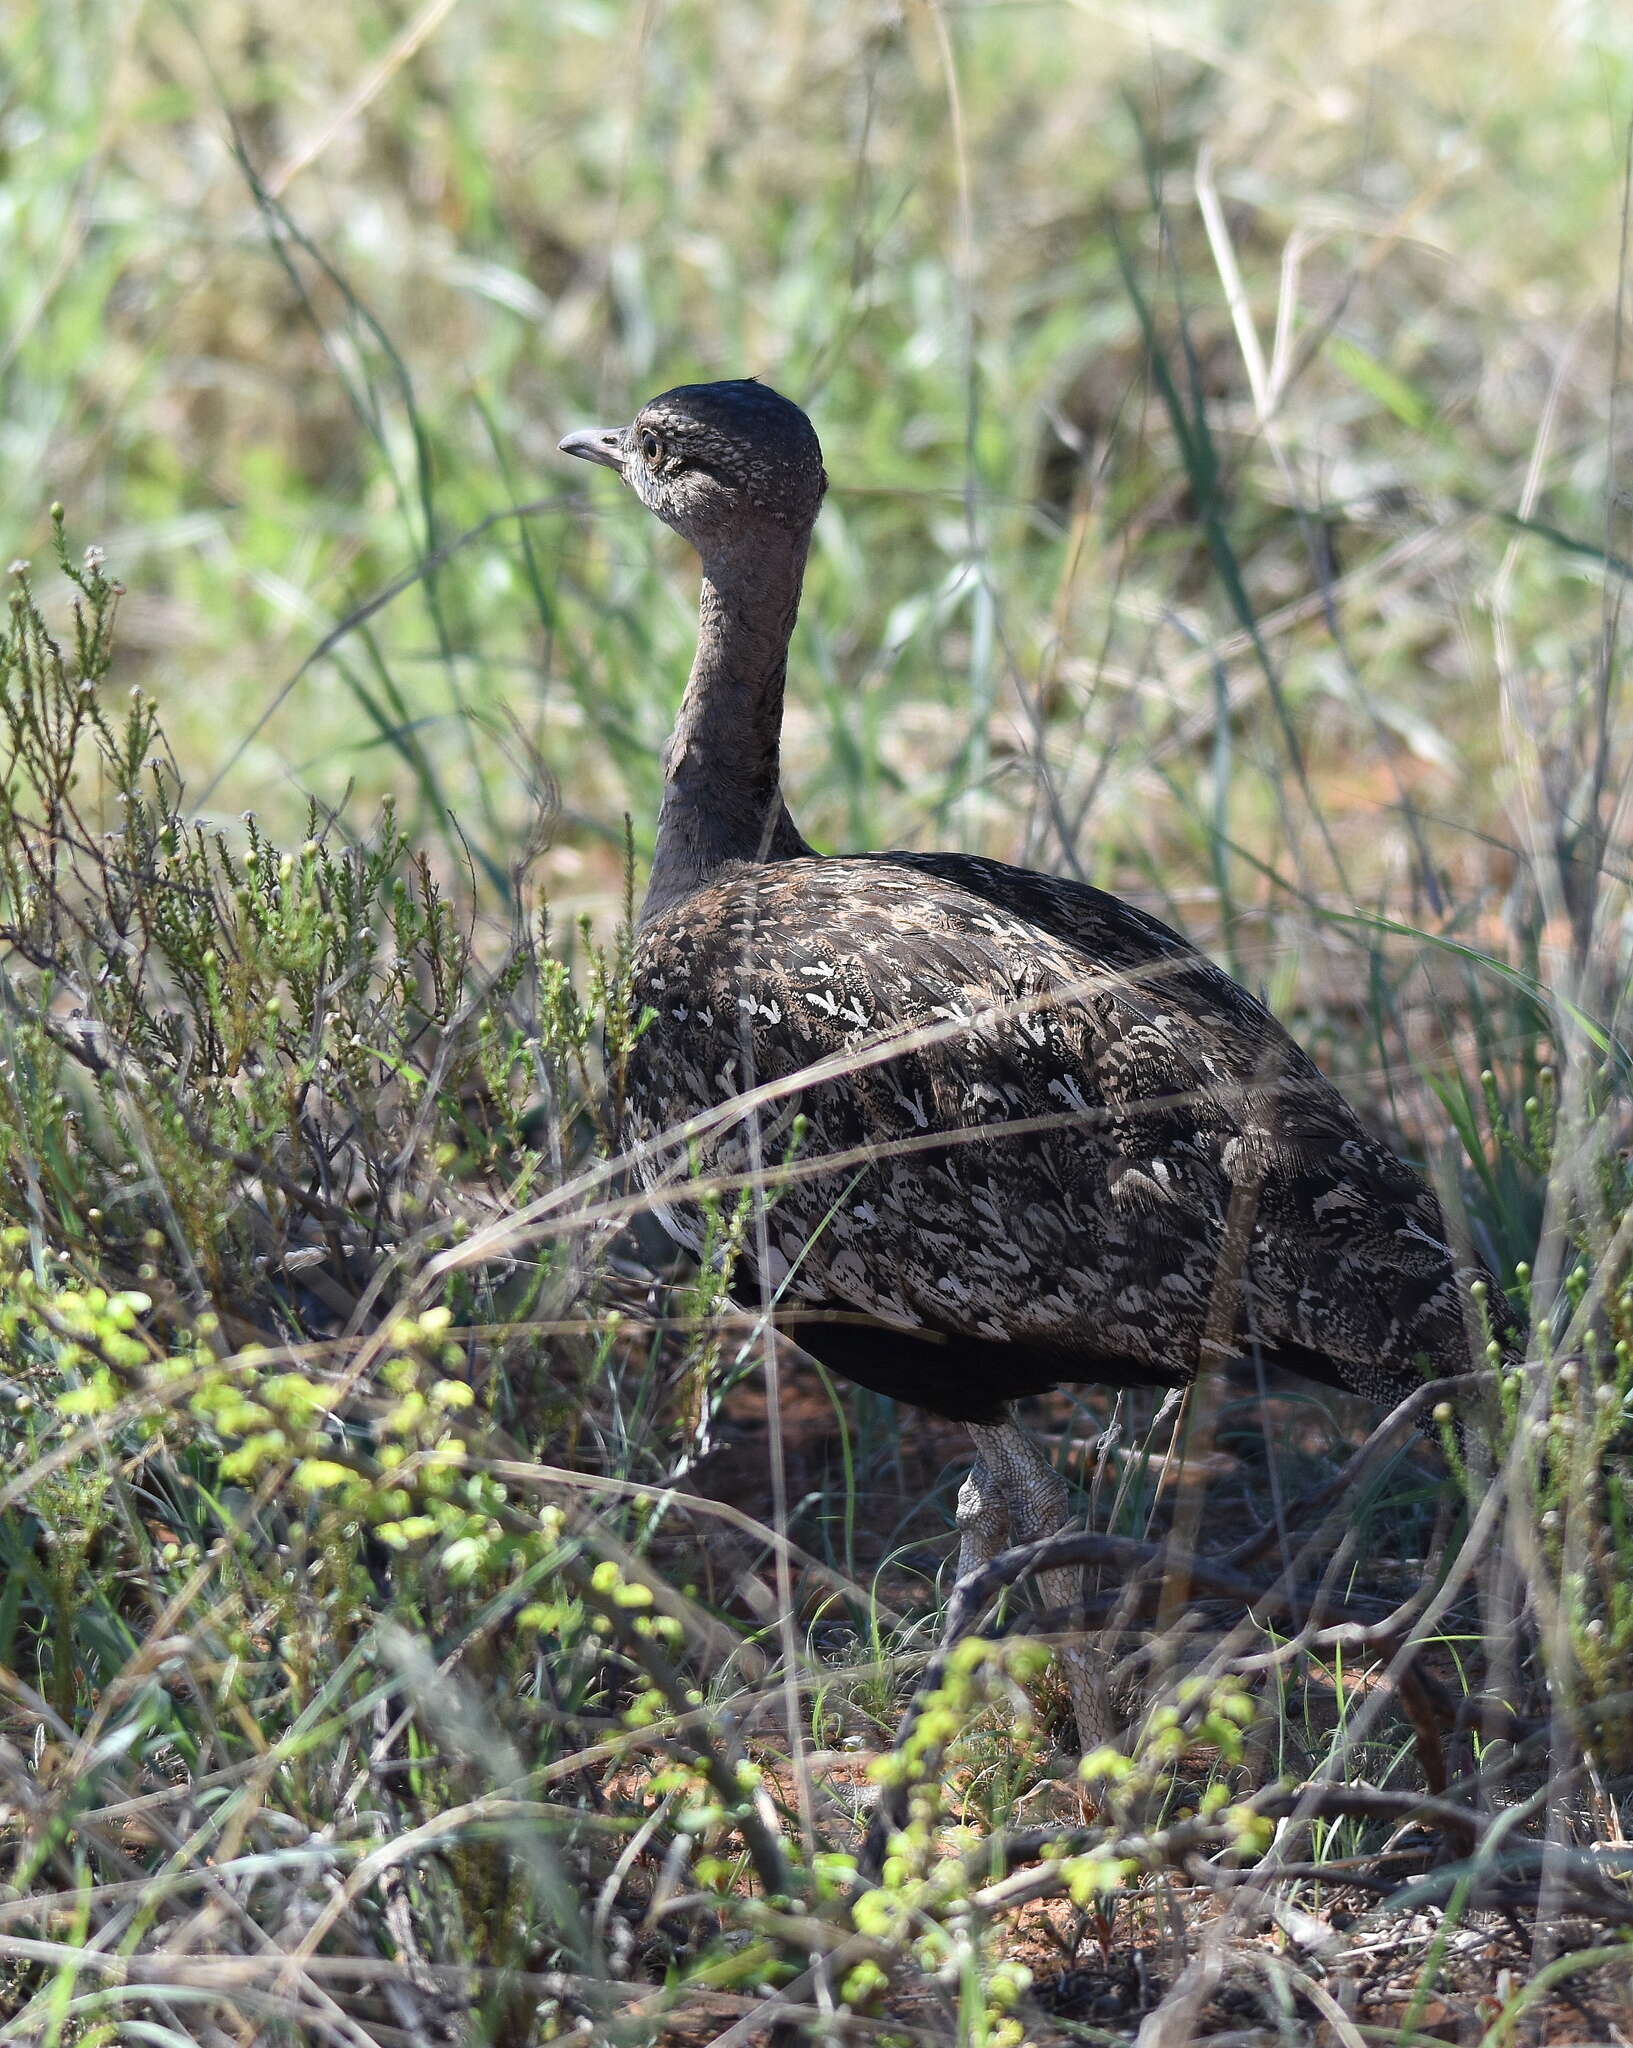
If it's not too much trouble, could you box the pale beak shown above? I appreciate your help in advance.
[558,426,627,474]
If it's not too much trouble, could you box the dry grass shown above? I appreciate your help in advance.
[1,1,1632,2041]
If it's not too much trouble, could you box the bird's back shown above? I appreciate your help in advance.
[626,851,1498,1418]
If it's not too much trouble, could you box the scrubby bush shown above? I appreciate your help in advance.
[1,534,1630,2045]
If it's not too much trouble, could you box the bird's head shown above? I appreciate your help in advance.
[559,379,826,557]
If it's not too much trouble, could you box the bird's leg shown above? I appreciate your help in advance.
[954,1453,1010,1578]
[966,1413,1116,1753]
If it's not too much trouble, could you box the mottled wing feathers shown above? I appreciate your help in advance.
[626,852,1490,1415]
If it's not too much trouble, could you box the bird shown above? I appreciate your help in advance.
[559,378,1506,1746]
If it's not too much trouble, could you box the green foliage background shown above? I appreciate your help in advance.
[7,0,1630,942]
[3,1,1633,2040]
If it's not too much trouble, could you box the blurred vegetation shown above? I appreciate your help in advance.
[3,0,1628,933]
[2,0,1633,2040]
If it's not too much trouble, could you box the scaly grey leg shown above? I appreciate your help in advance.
[966,1411,1115,1752]
[955,1453,1011,1579]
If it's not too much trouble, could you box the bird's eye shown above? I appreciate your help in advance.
[639,430,662,465]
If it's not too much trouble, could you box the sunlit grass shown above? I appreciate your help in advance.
[2,0,1632,2039]
[3,1,1626,921]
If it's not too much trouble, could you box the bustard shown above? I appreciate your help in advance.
[561,379,1501,1747]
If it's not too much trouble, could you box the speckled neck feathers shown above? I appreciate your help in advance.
[644,527,815,923]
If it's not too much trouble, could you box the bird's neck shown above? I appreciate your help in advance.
[643,527,814,924]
